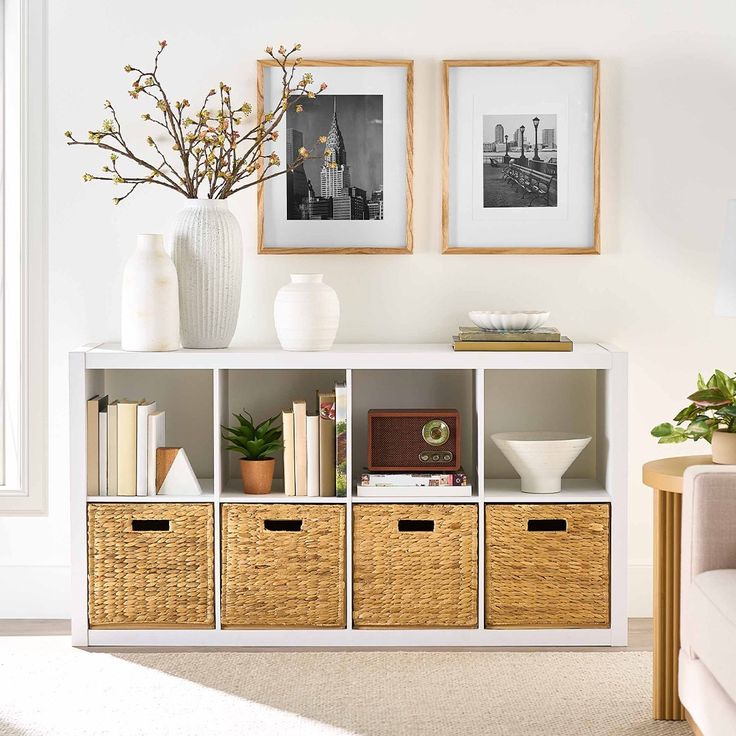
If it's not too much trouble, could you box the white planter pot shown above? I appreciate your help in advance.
[274,274,340,351]
[121,234,180,352]
[491,431,592,494]
[171,198,243,349]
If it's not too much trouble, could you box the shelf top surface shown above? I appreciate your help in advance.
[79,342,621,370]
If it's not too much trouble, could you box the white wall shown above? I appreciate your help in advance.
[2,0,733,617]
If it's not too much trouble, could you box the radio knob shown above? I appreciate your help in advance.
[432,454,440,461]
[420,452,430,462]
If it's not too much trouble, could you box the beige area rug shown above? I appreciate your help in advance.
[0,637,692,736]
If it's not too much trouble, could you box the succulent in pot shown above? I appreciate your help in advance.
[651,370,736,464]
[223,411,283,494]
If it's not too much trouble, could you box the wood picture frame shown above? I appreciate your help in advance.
[257,59,414,254]
[442,60,600,255]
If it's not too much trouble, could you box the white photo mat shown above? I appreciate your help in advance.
[444,62,598,253]
[259,62,411,252]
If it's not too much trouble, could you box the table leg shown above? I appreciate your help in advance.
[653,488,685,721]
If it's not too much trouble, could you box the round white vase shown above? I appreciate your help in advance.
[170,198,243,349]
[121,234,180,352]
[274,274,340,351]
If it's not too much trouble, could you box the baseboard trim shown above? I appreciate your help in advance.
[0,564,70,618]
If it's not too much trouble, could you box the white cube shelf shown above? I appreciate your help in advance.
[71,342,627,648]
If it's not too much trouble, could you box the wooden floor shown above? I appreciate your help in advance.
[0,618,653,651]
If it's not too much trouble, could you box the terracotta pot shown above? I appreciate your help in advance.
[239,458,276,494]
[712,431,736,464]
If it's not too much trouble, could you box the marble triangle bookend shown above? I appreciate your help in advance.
[155,447,202,495]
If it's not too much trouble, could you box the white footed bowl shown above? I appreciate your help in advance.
[491,431,592,494]
[468,311,550,331]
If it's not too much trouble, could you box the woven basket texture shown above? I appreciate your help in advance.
[485,503,610,629]
[87,503,214,628]
[353,504,478,628]
[221,503,346,628]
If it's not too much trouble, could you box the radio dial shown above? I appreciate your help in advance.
[422,419,450,446]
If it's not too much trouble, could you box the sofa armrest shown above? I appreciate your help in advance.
[681,465,736,656]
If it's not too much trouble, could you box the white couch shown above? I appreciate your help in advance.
[680,465,736,735]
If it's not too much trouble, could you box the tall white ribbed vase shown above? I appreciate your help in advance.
[171,198,243,349]
[121,234,180,351]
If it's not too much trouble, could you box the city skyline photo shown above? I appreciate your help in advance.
[481,113,558,209]
[285,94,384,221]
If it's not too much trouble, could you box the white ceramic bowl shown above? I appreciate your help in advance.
[468,310,550,331]
[491,431,592,494]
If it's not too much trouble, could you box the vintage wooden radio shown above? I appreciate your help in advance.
[367,409,461,471]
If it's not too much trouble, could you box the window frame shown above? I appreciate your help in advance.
[0,0,47,514]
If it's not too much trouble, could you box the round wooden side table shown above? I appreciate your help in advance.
[642,455,713,722]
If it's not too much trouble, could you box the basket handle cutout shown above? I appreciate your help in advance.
[398,519,435,532]
[527,519,567,533]
[264,519,303,532]
[131,519,170,532]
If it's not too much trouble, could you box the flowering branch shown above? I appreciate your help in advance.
[65,41,327,204]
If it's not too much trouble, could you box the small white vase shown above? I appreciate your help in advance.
[274,274,340,351]
[170,198,243,349]
[491,431,592,494]
[121,234,180,352]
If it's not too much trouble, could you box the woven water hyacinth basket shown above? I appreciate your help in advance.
[87,503,215,628]
[221,503,346,628]
[352,504,478,628]
[485,503,610,628]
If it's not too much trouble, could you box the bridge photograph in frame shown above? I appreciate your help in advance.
[442,60,600,254]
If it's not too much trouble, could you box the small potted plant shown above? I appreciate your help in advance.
[651,369,736,463]
[223,411,283,494]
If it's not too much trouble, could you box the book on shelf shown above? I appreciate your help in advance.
[86,395,108,495]
[456,326,560,342]
[318,390,336,497]
[293,399,308,496]
[98,409,108,496]
[356,485,473,498]
[116,400,140,496]
[335,382,347,497]
[147,411,166,496]
[107,401,119,496]
[452,336,573,352]
[136,401,157,496]
[306,414,320,497]
[360,468,468,487]
[282,410,295,496]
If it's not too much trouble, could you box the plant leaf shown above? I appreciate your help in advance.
[687,388,731,408]
[651,422,675,437]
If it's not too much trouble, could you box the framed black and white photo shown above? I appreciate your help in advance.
[258,60,413,254]
[442,60,600,254]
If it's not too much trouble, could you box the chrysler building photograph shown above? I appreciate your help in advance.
[286,94,384,220]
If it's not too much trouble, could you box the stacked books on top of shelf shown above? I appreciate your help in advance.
[357,468,472,497]
[86,395,200,497]
[452,326,573,352]
[282,382,346,497]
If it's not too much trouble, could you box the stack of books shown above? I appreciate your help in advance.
[86,395,167,496]
[452,326,573,352]
[282,382,347,497]
[357,468,471,497]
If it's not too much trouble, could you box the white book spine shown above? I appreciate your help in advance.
[98,413,108,496]
[136,402,156,496]
[306,415,320,497]
[147,411,166,495]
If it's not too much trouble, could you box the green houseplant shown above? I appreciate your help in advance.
[223,411,283,494]
[651,369,736,463]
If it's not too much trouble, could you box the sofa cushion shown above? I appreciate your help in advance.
[688,569,736,703]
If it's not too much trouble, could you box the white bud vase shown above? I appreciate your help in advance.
[171,198,243,349]
[121,234,180,352]
[274,274,340,351]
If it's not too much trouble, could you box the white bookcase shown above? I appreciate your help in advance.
[70,342,627,647]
